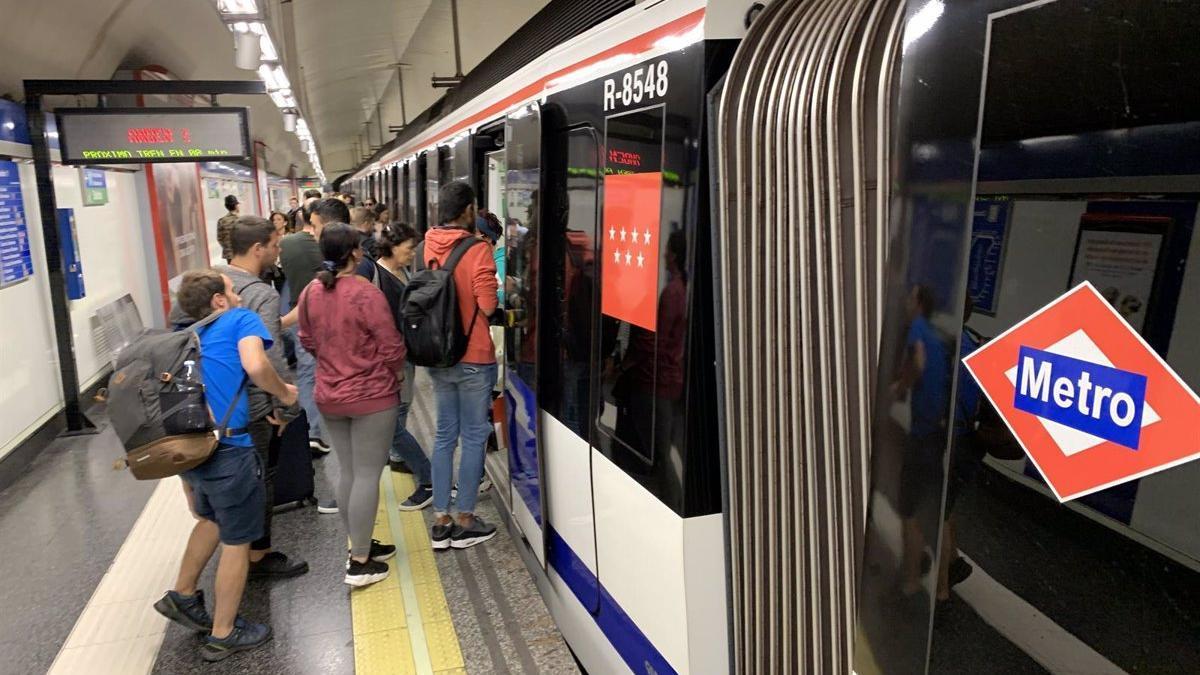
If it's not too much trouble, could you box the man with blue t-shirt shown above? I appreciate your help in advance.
[890,284,950,596]
[153,270,297,662]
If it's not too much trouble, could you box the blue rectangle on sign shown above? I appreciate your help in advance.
[1013,346,1147,450]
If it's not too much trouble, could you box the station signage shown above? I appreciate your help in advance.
[963,282,1200,501]
[55,108,251,165]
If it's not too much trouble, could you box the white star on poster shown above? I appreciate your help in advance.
[631,227,640,243]
[620,228,627,242]
[625,251,632,265]
[643,230,651,245]
[613,249,621,264]
[609,226,615,240]
[636,251,644,268]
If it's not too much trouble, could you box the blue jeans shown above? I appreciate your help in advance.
[429,362,497,514]
[391,399,431,485]
[290,325,323,442]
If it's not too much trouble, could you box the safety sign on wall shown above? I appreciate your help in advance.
[963,281,1200,501]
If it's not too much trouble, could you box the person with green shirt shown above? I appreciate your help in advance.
[278,198,349,477]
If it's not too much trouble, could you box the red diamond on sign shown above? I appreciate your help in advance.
[962,282,1200,502]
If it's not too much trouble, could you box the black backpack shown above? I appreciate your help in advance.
[401,237,482,367]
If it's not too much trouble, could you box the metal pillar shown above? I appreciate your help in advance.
[25,95,97,435]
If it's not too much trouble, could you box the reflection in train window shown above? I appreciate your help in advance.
[595,105,689,474]
[929,1,1200,672]
[542,125,603,439]
[504,106,541,390]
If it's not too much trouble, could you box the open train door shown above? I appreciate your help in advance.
[502,103,548,568]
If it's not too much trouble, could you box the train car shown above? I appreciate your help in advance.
[346,0,1200,673]
[349,2,747,672]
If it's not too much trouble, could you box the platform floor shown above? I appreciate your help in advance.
[0,373,577,674]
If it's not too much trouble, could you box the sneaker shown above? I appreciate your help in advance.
[399,485,433,511]
[201,617,272,662]
[451,515,497,549]
[389,459,413,474]
[367,539,396,562]
[431,520,454,551]
[344,557,389,587]
[153,589,212,633]
[317,499,339,514]
[248,551,309,579]
[309,438,331,455]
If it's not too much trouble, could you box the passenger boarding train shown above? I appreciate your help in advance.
[346,0,1200,672]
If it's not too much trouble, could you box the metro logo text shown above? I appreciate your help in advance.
[1014,346,1147,450]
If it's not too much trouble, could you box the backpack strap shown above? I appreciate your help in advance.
[214,375,249,439]
[441,236,482,273]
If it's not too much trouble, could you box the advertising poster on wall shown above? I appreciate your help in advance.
[1067,214,1169,334]
[149,162,208,285]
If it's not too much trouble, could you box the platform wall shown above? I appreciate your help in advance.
[0,160,157,460]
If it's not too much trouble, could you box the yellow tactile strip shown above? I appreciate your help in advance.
[350,472,465,675]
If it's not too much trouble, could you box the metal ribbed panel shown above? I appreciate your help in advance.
[714,0,905,672]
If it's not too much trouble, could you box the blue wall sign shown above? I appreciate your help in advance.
[82,168,108,206]
[0,160,33,288]
[57,208,85,300]
[968,197,1010,315]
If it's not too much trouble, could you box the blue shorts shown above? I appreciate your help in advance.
[184,445,265,545]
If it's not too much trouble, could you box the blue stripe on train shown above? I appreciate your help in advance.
[547,526,677,675]
[505,368,676,673]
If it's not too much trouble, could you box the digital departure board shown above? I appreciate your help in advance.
[55,108,251,165]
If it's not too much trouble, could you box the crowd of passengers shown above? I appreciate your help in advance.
[154,182,503,661]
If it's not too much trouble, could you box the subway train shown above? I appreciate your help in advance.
[347,0,1200,673]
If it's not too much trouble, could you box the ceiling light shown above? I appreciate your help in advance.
[259,33,278,61]
[283,110,297,132]
[218,0,258,16]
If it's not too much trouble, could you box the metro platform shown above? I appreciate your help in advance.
[0,373,578,674]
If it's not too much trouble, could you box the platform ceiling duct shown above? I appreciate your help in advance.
[713,0,906,671]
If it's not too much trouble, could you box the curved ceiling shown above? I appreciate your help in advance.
[287,0,549,176]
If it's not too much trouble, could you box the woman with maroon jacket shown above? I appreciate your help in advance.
[298,223,407,587]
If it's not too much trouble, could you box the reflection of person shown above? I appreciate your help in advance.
[890,284,949,596]
[937,296,985,601]
[612,230,688,485]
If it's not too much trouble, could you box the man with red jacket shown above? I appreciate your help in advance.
[423,181,499,550]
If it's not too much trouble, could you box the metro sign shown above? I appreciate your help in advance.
[963,282,1200,501]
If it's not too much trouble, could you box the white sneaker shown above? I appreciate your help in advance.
[309,438,331,454]
[317,499,338,514]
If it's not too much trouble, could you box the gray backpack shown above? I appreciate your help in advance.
[109,310,245,480]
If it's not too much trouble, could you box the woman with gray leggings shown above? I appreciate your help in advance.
[298,223,407,587]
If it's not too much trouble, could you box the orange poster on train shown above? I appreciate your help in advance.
[601,171,662,331]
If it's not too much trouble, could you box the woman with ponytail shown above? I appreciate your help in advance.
[297,222,406,588]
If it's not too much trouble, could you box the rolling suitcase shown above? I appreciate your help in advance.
[273,408,317,511]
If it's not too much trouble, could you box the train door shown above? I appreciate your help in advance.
[503,104,548,567]
[856,1,1200,673]
[540,115,605,613]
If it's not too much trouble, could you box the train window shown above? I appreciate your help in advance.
[918,2,1200,673]
[407,160,419,227]
[424,151,438,231]
[541,125,603,439]
[504,105,541,391]
[594,105,686,472]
